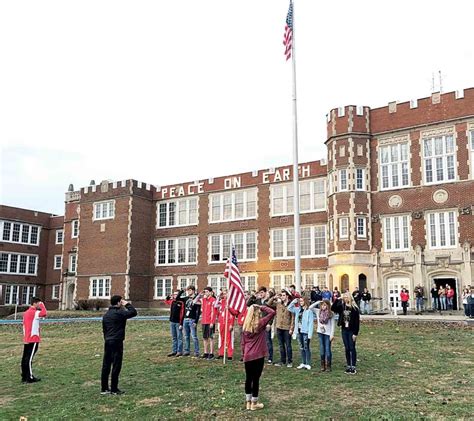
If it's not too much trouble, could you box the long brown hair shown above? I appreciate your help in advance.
[243,305,261,333]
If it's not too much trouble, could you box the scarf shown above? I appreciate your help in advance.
[319,308,329,325]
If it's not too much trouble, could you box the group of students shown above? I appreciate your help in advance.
[166,284,361,410]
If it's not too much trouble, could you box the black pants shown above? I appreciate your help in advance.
[402,301,408,315]
[101,340,123,392]
[21,342,39,381]
[244,357,265,398]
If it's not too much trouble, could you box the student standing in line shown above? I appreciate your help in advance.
[166,290,185,357]
[400,288,410,316]
[313,299,335,372]
[200,287,216,360]
[332,287,341,302]
[321,286,332,302]
[461,287,470,317]
[182,286,202,357]
[21,297,47,383]
[248,287,274,364]
[242,304,276,411]
[360,288,371,315]
[352,287,362,308]
[446,285,455,311]
[268,290,295,368]
[331,293,360,375]
[215,288,235,360]
[439,286,447,311]
[101,295,137,395]
[288,296,315,370]
[414,285,424,314]
[430,284,440,312]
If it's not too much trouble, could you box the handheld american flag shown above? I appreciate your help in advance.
[223,247,246,314]
[283,0,293,61]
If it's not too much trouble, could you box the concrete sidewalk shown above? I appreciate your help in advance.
[362,312,473,324]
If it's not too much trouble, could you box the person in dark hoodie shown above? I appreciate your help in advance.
[331,292,360,375]
[101,295,137,395]
[182,286,202,357]
[166,289,186,357]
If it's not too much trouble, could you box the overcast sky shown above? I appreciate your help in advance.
[1,0,473,215]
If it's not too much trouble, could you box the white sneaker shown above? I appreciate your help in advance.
[296,364,305,369]
[287,363,293,368]
[305,365,311,370]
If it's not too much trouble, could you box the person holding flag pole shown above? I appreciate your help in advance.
[284,0,302,293]
[223,246,246,364]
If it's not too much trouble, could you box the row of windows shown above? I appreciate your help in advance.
[3,285,37,305]
[155,226,327,266]
[55,220,79,244]
[1,220,40,246]
[157,179,327,228]
[0,253,38,275]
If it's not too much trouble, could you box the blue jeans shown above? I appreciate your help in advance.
[276,328,292,364]
[341,329,357,367]
[298,332,311,366]
[266,329,273,361]
[416,297,424,312]
[361,301,370,314]
[446,297,453,310]
[183,319,199,355]
[170,322,183,354]
[440,297,447,310]
[318,333,332,361]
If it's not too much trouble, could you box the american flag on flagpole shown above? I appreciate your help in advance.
[223,247,246,314]
[283,0,293,61]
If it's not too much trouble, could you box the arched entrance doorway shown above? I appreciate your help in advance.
[358,274,367,291]
[341,274,349,293]
[66,283,75,310]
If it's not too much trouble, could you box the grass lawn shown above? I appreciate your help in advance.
[0,320,472,420]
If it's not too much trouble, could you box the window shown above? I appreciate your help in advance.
[178,276,197,290]
[271,225,326,259]
[54,255,63,270]
[302,272,327,289]
[4,285,20,305]
[357,217,366,238]
[0,220,40,245]
[0,253,38,275]
[52,285,61,300]
[427,210,457,249]
[156,236,198,265]
[209,188,257,223]
[93,200,115,221]
[69,254,77,274]
[339,169,348,191]
[90,277,111,299]
[209,231,257,262]
[157,197,198,228]
[380,143,410,190]
[423,135,456,184]
[72,220,79,238]
[56,229,64,244]
[339,218,349,239]
[208,275,227,295]
[356,168,365,191]
[22,286,36,305]
[241,274,257,292]
[154,277,172,299]
[383,215,410,251]
[271,178,326,216]
[271,273,294,291]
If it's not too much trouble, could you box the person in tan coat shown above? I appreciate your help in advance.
[268,289,295,368]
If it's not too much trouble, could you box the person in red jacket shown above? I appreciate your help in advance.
[21,297,47,383]
[200,287,217,360]
[400,288,410,315]
[242,304,276,411]
[215,288,235,360]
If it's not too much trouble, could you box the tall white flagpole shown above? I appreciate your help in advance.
[290,0,302,293]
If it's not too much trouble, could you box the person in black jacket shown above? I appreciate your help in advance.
[182,286,201,357]
[166,290,185,357]
[331,292,360,375]
[101,295,137,395]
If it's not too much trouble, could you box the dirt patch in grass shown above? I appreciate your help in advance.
[0,396,16,406]
[98,405,114,413]
[138,397,162,407]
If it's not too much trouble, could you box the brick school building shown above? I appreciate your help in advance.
[1,88,473,311]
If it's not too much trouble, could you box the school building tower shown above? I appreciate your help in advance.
[1,88,473,312]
